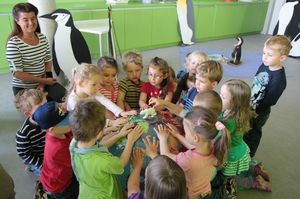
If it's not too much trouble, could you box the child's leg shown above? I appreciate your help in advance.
[243,108,270,157]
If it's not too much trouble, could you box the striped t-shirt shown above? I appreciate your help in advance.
[6,33,52,88]
[99,81,118,104]
[16,118,46,168]
[118,78,143,110]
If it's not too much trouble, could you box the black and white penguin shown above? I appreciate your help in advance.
[40,9,91,83]
[229,36,243,65]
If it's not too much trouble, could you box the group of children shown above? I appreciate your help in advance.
[13,34,291,199]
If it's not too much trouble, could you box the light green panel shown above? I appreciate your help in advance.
[241,3,268,33]
[112,10,125,53]
[124,9,152,50]
[0,15,12,73]
[195,5,215,40]
[152,7,180,47]
[213,4,247,37]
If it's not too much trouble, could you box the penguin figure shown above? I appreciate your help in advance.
[40,9,91,83]
[229,36,243,65]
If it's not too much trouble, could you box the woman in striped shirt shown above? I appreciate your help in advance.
[6,3,57,96]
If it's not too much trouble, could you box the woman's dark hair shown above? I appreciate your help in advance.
[97,56,119,73]
[145,155,188,199]
[8,3,40,40]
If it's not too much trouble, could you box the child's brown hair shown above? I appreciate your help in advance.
[122,51,143,71]
[70,99,106,142]
[265,35,292,56]
[15,89,45,114]
[97,56,118,72]
[196,60,223,83]
[193,90,222,116]
[222,79,251,133]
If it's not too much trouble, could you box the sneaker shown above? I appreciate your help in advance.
[226,178,238,199]
[253,175,271,192]
[34,180,48,199]
[250,162,270,182]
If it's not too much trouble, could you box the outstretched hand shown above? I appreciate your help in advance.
[128,125,144,143]
[131,148,145,169]
[148,97,164,108]
[154,124,169,141]
[143,136,158,159]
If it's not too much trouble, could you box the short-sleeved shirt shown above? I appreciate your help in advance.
[70,139,124,199]
[140,82,174,103]
[181,87,198,112]
[119,78,143,109]
[99,82,118,104]
[6,33,52,88]
[176,149,217,198]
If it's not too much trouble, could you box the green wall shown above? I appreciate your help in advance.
[0,0,269,73]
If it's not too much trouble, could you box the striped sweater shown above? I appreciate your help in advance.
[16,118,46,168]
[6,33,52,88]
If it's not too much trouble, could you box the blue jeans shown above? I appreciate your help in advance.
[243,107,271,157]
[26,164,41,177]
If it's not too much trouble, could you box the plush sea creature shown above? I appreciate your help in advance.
[140,107,156,119]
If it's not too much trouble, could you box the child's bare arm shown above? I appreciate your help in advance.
[117,91,126,110]
[139,92,150,110]
[167,124,195,150]
[120,125,143,167]
[154,124,176,161]
[164,91,173,102]
[149,98,183,116]
[127,148,144,197]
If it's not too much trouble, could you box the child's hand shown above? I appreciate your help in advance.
[250,110,258,118]
[148,97,164,108]
[111,117,128,127]
[103,126,119,135]
[120,110,138,117]
[154,124,169,141]
[119,123,135,137]
[140,104,150,110]
[142,136,158,159]
[131,148,145,169]
[166,123,180,138]
[128,125,144,143]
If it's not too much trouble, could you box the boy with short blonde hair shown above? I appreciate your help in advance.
[117,51,144,110]
[15,89,47,176]
[244,35,292,158]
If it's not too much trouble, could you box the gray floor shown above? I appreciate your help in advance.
[1,34,299,199]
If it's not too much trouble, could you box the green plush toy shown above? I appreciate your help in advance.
[140,107,156,119]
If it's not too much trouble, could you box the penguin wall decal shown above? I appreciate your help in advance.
[176,0,195,45]
[273,0,300,57]
[40,9,92,83]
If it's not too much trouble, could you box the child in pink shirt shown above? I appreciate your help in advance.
[156,106,230,199]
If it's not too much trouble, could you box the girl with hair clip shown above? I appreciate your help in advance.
[139,57,174,110]
[155,106,231,199]
[219,79,253,197]
[67,63,137,119]
[97,56,119,104]
[127,148,188,199]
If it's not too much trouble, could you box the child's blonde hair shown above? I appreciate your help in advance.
[185,106,230,167]
[193,90,223,116]
[196,60,223,83]
[187,51,208,64]
[15,89,45,113]
[222,79,251,133]
[265,35,292,56]
[68,63,101,94]
[122,51,143,71]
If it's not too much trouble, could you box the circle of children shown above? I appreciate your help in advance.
[15,35,291,199]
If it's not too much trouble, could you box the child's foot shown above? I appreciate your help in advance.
[253,175,272,192]
[250,162,270,182]
[34,180,47,199]
[226,178,238,199]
